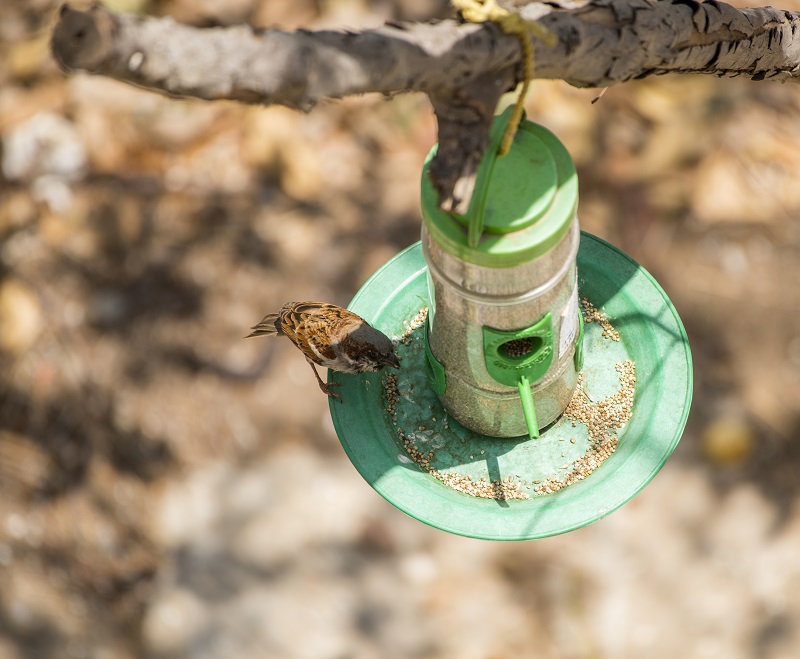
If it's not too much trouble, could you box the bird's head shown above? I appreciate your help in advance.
[341,323,400,373]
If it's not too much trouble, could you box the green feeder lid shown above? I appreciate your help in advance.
[328,234,693,541]
[421,107,578,267]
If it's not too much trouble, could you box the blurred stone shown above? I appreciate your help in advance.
[691,107,800,225]
[398,552,438,584]
[637,120,705,182]
[141,103,222,150]
[0,278,43,355]
[242,107,284,168]
[7,33,51,81]
[744,381,795,437]
[647,174,693,214]
[254,208,319,265]
[30,175,74,213]
[357,243,400,284]
[104,0,152,12]
[72,80,219,175]
[391,0,452,21]
[315,134,365,196]
[243,107,325,202]
[356,517,396,555]
[701,416,755,466]
[2,112,87,183]
[692,153,778,224]
[316,0,387,28]
[71,106,133,174]
[169,0,257,24]
[157,464,227,548]
[707,485,777,565]
[165,131,253,194]
[142,588,209,655]
[88,290,128,327]
[281,139,327,201]
[253,0,320,28]
[0,431,52,498]
[229,450,373,568]
[0,191,36,232]
[0,544,12,567]
[525,81,598,165]
[788,336,800,368]
[0,638,21,659]
[0,85,68,130]
[90,645,137,659]
[0,6,26,46]
[3,567,83,637]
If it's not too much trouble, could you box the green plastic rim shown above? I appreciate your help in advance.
[329,234,693,540]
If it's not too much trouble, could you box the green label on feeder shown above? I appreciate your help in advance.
[482,314,554,388]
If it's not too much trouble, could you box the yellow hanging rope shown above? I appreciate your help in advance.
[451,0,556,155]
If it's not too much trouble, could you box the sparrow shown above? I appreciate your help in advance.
[246,301,400,399]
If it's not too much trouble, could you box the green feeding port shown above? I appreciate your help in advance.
[483,314,554,384]
[482,313,555,439]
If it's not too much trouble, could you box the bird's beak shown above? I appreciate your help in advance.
[386,353,401,369]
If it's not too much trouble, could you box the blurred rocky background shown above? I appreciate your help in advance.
[2,0,800,657]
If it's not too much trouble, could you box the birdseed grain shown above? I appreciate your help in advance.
[581,297,620,341]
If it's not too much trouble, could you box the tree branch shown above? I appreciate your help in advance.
[51,0,800,214]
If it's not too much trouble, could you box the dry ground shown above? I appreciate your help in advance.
[1,1,800,657]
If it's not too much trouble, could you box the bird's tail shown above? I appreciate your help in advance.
[246,312,282,338]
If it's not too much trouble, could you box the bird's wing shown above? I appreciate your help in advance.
[280,302,357,364]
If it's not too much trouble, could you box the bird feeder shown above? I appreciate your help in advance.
[422,109,581,439]
[329,109,692,540]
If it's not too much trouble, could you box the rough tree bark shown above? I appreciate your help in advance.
[51,0,800,214]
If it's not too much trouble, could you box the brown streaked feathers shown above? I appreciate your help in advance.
[247,301,400,399]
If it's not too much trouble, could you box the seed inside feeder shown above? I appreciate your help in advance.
[501,337,537,359]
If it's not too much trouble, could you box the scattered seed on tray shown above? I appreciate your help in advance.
[382,300,635,501]
[534,360,636,495]
[397,306,428,346]
[581,297,620,341]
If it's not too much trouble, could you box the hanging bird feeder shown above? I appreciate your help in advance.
[329,108,692,540]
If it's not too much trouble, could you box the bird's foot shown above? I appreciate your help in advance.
[319,381,342,400]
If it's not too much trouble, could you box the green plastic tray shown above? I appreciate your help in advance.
[329,233,692,540]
